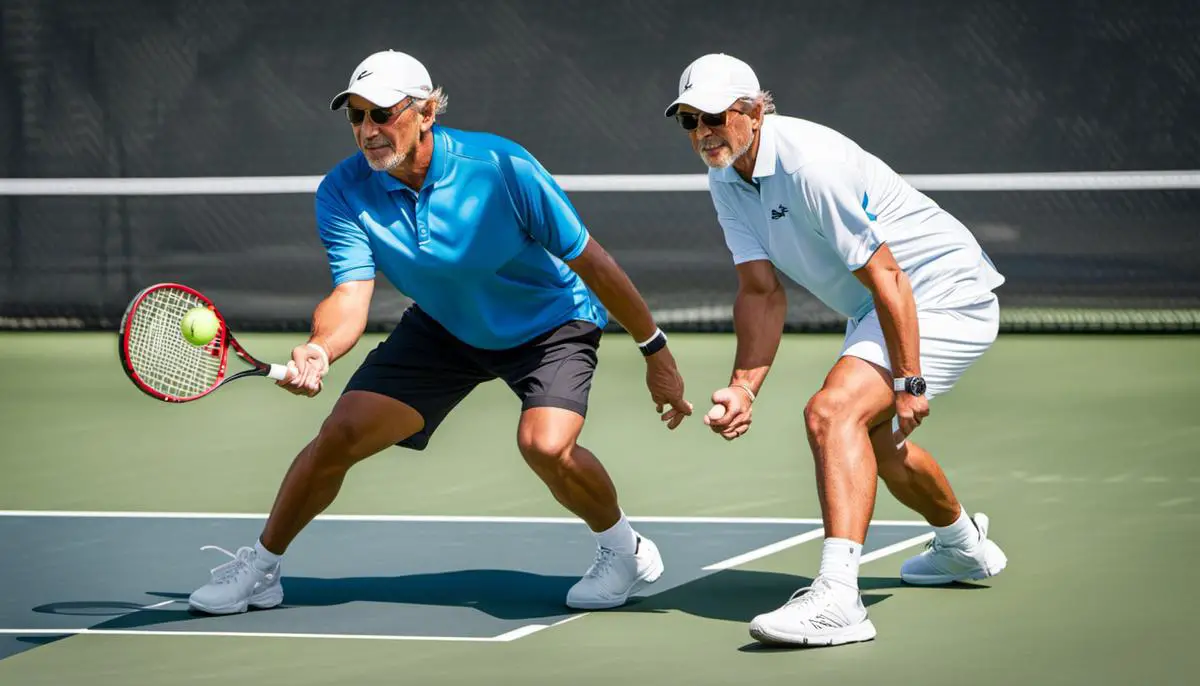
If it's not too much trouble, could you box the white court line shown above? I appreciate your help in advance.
[703,528,826,571]
[139,600,178,610]
[0,628,501,642]
[859,533,935,565]
[0,512,928,645]
[0,510,924,526]
[492,614,589,642]
[0,612,594,645]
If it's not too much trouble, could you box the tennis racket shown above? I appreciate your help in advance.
[117,282,293,403]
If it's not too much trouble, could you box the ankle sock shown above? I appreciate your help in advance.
[934,507,980,549]
[817,537,861,593]
[253,539,283,571]
[594,512,638,554]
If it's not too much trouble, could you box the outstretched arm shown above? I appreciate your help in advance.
[280,279,375,397]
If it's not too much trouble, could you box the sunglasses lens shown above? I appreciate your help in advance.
[701,112,726,127]
[369,108,392,124]
[347,109,365,124]
[677,114,699,130]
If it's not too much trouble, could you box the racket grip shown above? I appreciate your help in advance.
[267,363,292,381]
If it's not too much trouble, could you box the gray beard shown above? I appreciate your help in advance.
[365,148,407,171]
[700,136,753,169]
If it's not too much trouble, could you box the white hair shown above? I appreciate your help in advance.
[738,89,775,115]
[417,86,449,116]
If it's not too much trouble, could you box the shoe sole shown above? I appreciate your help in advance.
[901,544,1008,586]
[188,586,284,615]
[564,550,666,610]
[749,618,877,647]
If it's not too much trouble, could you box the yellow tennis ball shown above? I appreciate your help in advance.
[180,307,220,346]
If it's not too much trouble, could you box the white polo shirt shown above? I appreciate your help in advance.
[708,114,1005,322]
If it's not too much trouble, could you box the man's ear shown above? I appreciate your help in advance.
[420,101,437,133]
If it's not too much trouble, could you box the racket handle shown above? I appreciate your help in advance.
[267,363,292,381]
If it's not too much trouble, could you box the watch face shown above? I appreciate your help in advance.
[909,377,927,395]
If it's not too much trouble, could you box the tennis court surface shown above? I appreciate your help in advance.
[2,332,1198,685]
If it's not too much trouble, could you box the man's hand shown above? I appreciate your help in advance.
[277,343,329,397]
[646,347,693,429]
[894,391,929,437]
[704,385,755,440]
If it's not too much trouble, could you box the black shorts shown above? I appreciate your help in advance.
[343,305,602,451]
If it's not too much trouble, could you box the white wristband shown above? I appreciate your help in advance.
[306,342,330,372]
[636,327,664,348]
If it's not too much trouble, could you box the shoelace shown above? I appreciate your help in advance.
[200,545,254,584]
[583,547,619,578]
[784,583,832,608]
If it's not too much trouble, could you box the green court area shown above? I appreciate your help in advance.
[1,331,1198,685]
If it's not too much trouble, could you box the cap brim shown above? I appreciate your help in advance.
[328,84,410,111]
[663,88,741,117]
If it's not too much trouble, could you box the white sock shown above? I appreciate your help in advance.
[817,537,861,592]
[253,539,283,571]
[934,507,981,549]
[594,513,638,554]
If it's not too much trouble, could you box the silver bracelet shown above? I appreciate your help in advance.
[732,383,756,403]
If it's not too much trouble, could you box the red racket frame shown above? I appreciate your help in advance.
[117,282,274,403]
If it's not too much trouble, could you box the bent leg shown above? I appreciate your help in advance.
[189,391,423,615]
[747,354,893,646]
[804,354,895,544]
[871,424,961,527]
[516,407,621,532]
[259,390,425,553]
[517,406,664,609]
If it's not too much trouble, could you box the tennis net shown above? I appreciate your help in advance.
[2,172,1197,333]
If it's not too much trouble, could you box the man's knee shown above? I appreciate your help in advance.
[516,408,582,473]
[517,429,574,466]
[310,394,422,466]
[803,389,860,440]
[311,414,373,467]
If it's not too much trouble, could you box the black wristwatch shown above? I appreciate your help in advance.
[893,376,926,396]
[638,328,668,357]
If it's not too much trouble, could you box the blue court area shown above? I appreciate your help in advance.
[0,515,931,660]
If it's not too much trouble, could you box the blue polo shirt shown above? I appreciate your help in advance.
[314,125,607,350]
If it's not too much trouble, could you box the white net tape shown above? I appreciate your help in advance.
[125,289,223,398]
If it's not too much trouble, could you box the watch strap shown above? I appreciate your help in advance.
[638,328,668,357]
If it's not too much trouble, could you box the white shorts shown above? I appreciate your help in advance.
[840,293,1000,436]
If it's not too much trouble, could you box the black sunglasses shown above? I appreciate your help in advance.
[675,103,751,131]
[346,98,416,125]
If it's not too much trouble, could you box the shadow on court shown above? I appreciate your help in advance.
[32,567,991,636]
[3,515,944,661]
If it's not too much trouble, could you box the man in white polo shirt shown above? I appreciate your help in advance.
[663,53,1009,647]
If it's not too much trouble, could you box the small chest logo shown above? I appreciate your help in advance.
[770,204,789,220]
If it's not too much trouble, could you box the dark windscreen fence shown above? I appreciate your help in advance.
[2,0,1198,333]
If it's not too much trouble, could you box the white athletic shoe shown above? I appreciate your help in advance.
[748,578,877,647]
[565,534,665,609]
[188,545,284,615]
[900,512,1008,585]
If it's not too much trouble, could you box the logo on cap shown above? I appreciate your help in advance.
[355,69,372,81]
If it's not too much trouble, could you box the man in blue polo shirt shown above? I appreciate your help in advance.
[187,50,693,615]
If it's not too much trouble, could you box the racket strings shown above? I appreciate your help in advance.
[125,288,224,398]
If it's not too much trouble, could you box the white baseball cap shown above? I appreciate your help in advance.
[329,50,433,111]
[663,53,760,117]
